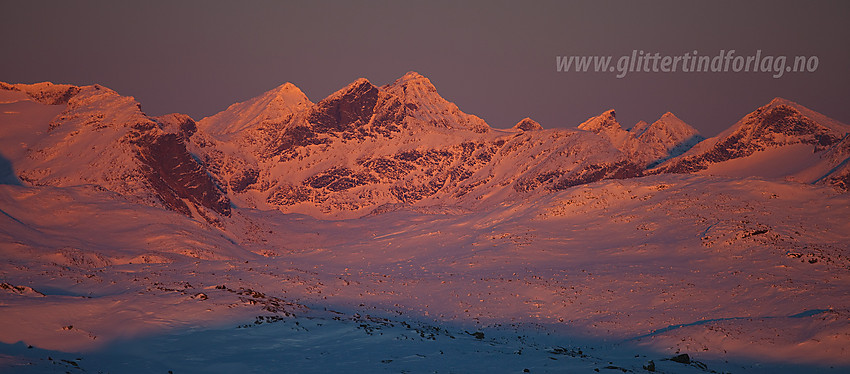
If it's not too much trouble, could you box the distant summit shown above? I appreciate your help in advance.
[199,82,312,139]
[656,97,850,182]
[513,117,543,131]
[579,109,703,168]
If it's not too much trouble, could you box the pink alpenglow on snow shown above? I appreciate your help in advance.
[1,74,849,373]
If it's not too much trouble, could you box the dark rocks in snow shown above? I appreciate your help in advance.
[229,168,259,193]
[309,79,380,134]
[131,125,231,217]
[1,282,45,297]
[361,157,415,180]
[267,183,314,206]
[304,166,377,192]
[265,124,330,160]
[514,161,643,193]
[669,353,690,364]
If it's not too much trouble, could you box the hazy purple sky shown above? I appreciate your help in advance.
[2,1,848,136]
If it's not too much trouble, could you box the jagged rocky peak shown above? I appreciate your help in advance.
[578,109,621,133]
[308,78,380,133]
[384,71,490,133]
[578,109,631,148]
[513,117,543,131]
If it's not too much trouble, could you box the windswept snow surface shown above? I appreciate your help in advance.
[1,175,849,373]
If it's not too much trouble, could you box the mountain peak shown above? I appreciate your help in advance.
[578,109,621,133]
[767,97,797,108]
[271,82,304,95]
[322,78,377,103]
[634,112,703,167]
[198,82,312,139]
[658,97,848,175]
[646,112,694,134]
[398,71,426,82]
[758,97,850,134]
[385,71,438,94]
[383,71,489,133]
[513,117,543,131]
[659,111,678,121]
[346,77,373,90]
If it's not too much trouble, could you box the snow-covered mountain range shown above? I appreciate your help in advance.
[3,72,847,220]
[1,73,849,373]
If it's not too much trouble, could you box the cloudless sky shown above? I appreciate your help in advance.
[2,0,848,136]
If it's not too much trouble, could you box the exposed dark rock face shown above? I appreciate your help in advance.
[361,158,415,181]
[178,116,197,138]
[156,113,198,141]
[229,168,259,193]
[129,124,231,216]
[264,124,330,160]
[308,80,380,134]
[515,161,643,192]
[267,183,314,206]
[304,166,378,192]
[669,354,691,364]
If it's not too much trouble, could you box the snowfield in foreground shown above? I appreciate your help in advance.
[1,174,848,373]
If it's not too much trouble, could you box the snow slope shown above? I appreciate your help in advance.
[1,175,848,373]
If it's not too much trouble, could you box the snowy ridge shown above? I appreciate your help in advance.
[4,77,849,222]
[186,73,643,217]
[0,81,80,105]
[199,82,312,140]
[655,97,850,186]
[0,82,230,219]
[578,109,704,168]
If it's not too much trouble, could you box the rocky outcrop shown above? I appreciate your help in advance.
[513,117,543,131]
[129,124,231,216]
